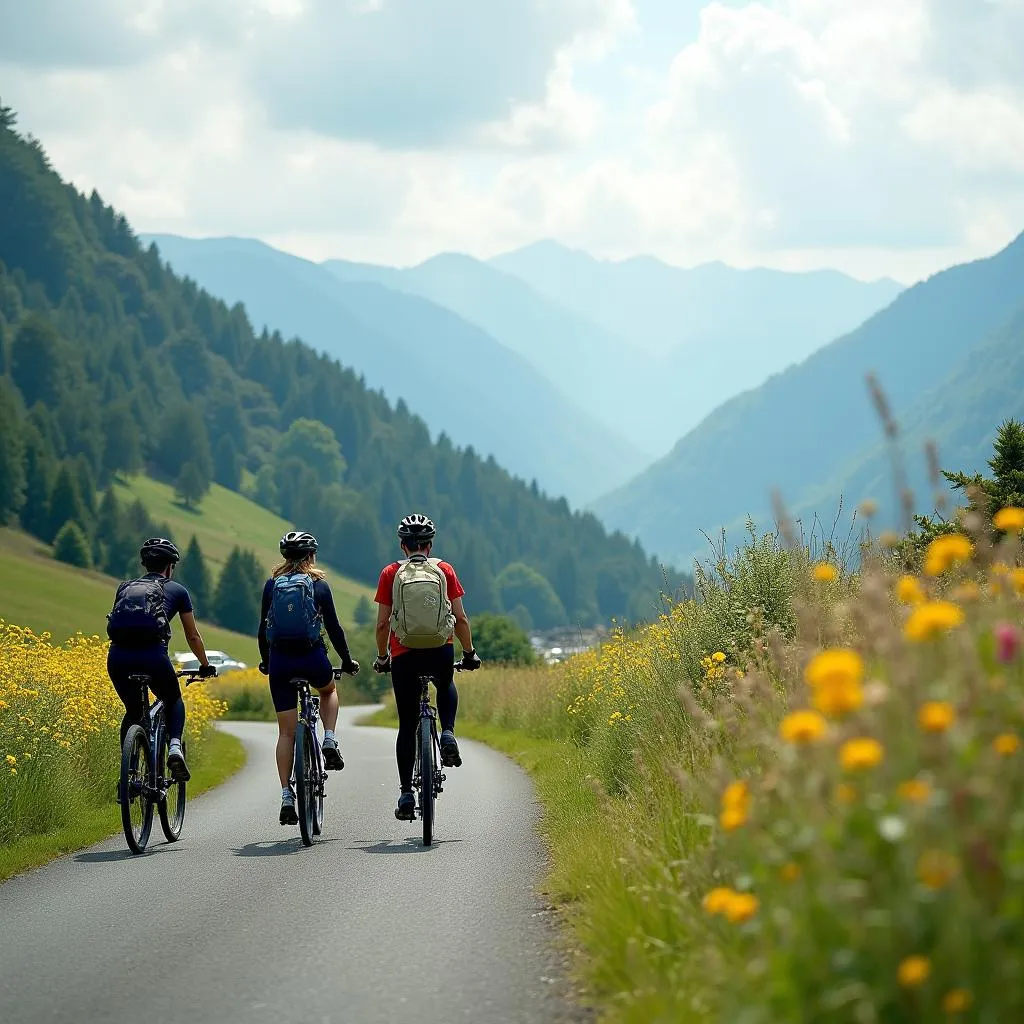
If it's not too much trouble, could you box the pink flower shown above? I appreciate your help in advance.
[995,622,1021,664]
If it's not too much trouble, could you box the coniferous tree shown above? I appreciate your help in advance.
[0,381,25,523]
[18,422,53,538]
[178,535,212,616]
[53,520,91,568]
[175,460,209,509]
[10,315,61,407]
[494,563,565,629]
[213,434,242,491]
[353,594,374,627]
[101,401,143,482]
[212,546,263,633]
[46,461,87,544]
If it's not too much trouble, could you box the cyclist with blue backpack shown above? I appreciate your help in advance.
[257,531,359,825]
[106,538,217,784]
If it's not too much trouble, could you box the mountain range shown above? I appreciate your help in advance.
[593,231,1024,566]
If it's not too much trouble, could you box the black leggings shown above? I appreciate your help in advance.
[107,645,185,746]
[391,645,458,792]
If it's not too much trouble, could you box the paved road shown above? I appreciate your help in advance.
[0,708,580,1024]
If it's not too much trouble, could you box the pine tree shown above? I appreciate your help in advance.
[178,535,212,617]
[10,315,61,407]
[353,595,374,627]
[19,422,54,539]
[101,401,143,482]
[213,434,242,491]
[46,461,87,544]
[53,520,91,568]
[175,460,209,509]
[212,546,262,633]
[0,379,26,523]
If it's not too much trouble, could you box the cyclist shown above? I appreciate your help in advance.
[106,538,216,785]
[372,513,481,821]
[258,531,359,826]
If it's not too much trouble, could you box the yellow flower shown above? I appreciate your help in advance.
[839,737,884,771]
[702,887,734,915]
[712,651,726,663]
[723,892,759,924]
[919,701,956,733]
[779,709,828,744]
[897,778,932,803]
[722,780,750,811]
[1012,568,1024,596]
[780,862,801,882]
[924,534,974,576]
[994,506,1024,533]
[942,989,972,1014]
[917,850,959,890]
[812,679,864,717]
[904,601,965,641]
[898,955,931,987]
[896,575,925,605]
[812,562,838,582]
[5,754,16,766]
[805,649,864,689]
[720,807,747,831]
[994,733,1021,756]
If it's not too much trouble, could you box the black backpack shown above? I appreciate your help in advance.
[106,576,171,648]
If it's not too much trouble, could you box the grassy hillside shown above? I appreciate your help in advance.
[110,474,373,624]
[593,231,1024,566]
[0,528,261,664]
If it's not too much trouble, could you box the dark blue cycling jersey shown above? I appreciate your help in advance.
[257,576,352,665]
[109,573,193,650]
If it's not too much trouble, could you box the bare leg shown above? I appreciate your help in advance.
[317,681,340,734]
[275,709,297,789]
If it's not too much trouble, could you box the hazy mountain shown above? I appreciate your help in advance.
[592,231,1024,567]
[142,234,647,505]
[323,253,647,449]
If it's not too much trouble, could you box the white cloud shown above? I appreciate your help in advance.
[1,0,1023,283]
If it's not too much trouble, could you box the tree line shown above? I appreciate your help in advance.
[0,102,687,628]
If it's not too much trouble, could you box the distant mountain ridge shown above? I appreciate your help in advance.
[142,234,646,506]
[325,242,903,453]
[592,231,1024,567]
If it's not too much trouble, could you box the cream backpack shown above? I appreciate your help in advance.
[390,554,456,648]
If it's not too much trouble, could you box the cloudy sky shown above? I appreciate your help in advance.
[2,0,1023,283]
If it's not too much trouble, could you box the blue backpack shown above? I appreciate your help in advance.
[266,574,322,649]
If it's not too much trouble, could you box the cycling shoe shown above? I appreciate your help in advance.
[394,791,416,821]
[280,795,299,826]
[322,737,345,771]
[440,730,462,768]
[167,743,191,782]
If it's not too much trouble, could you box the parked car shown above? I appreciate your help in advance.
[173,650,247,674]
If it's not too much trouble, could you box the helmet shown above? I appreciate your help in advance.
[280,531,318,558]
[398,513,435,542]
[140,537,180,565]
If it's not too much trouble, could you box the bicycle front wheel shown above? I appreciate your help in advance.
[294,723,316,847]
[120,724,154,855]
[419,717,435,846]
[158,733,186,843]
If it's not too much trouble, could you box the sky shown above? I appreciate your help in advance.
[2,0,1023,284]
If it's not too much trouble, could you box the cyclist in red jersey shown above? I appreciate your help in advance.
[373,513,481,820]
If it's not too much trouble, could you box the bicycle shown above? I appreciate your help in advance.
[409,666,464,847]
[119,669,202,855]
[290,667,346,847]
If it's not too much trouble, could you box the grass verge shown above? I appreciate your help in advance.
[0,727,246,882]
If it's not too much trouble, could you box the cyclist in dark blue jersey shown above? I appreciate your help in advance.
[258,531,359,825]
[106,538,216,784]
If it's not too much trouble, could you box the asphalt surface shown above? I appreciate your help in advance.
[0,708,581,1024]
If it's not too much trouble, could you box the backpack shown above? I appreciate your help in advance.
[107,576,171,648]
[390,555,456,649]
[266,574,322,649]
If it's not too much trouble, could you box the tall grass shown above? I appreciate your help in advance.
[457,514,1024,1021]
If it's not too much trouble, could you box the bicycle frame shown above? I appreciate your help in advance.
[292,678,325,783]
[126,670,197,803]
[413,675,445,809]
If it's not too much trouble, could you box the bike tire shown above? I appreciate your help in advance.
[419,717,435,846]
[158,733,187,843]
[295,723,315,847]
[312,739,324,837]
[120,724,154,855]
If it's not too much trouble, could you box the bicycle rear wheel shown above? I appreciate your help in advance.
[120,724,154,854]
[158,733,186,843]
[294,723,316,847]
[419,717,435,846]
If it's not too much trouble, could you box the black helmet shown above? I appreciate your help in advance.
[280,531,318,558]
[398,513,435,542]
[140,537,180,565]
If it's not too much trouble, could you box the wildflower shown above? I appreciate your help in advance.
[839,737,884,771]
[812,679,864,717]
[896,574,925,604]
[898,778,931,803]
[723,892,759,924]
[994,506,1024,533]
[835,783,857,804]
[918,850,959,889]
[898,955,931,987]
[924,534,974,576]
[722,780,750,811]
[5,754,15,766]
[942,989,972,1014]
[904,601,965,641]
[805,649,864,689]
[995,622,1021,664]
[812,562,837,582]
[919,701,956,733]
[1012,568,1024,596]
[779,709,828,744]
[994,733,1020,756]
[712,651,726,664]
[720,807,747,831]
[702,887,734,915]
[780,862,801,882]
